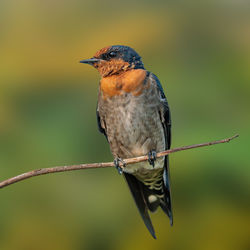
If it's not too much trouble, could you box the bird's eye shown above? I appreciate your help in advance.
[108,51,117,58]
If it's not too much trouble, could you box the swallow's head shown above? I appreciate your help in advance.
[80,45,144,77]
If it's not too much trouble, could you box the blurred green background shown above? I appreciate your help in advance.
[0,1,249,250]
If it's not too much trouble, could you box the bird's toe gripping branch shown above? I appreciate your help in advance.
[148,150,157,167]
[114,157,126,175]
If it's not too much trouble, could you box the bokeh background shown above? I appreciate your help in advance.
[0,1,249,250]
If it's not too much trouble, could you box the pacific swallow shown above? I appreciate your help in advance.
[80,45,173,239]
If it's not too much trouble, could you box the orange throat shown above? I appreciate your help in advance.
[100,69,148,99]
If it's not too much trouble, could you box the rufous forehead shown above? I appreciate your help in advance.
[94,46,111,58]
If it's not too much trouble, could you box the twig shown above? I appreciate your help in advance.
[0,134,239,189]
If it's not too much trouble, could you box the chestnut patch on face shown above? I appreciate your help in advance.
[96,58,131,77]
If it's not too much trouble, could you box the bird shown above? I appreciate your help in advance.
[80,45,172,239]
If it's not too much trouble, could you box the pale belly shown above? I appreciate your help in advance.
[101,95,166,174]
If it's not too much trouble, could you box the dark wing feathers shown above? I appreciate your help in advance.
[96,108,108,140]
[151,73,171,148]
[151,73,173,225]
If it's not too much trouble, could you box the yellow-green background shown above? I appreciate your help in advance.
[0,1,249,250]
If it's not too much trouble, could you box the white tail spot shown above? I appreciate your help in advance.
[148,195,158,203]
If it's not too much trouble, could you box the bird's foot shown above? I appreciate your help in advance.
[148,150,157,167]
[114,157,126,175]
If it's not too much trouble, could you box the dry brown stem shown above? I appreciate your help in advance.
[0,134,239,189]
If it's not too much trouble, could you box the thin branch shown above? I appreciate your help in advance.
[0,134,239,189]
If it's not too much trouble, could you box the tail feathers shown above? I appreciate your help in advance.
[123,163,173,238]
[123,173,156,239]
[137,162,173,225]
[161,160,173,225]
[144,185,173,225]
[144,183,173,225]
[160,200,173,226]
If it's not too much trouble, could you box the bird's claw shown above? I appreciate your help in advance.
[148,150,157,167]
[114,157,126,175]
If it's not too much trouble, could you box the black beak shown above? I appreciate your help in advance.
[79,58,100,65]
